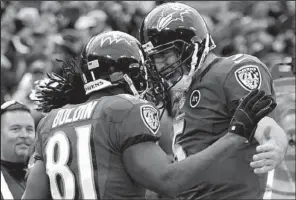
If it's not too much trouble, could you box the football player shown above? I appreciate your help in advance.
[139,2,288,199]
[22,31,275,199]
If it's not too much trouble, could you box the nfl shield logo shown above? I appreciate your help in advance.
[235,65,262,91]
[189,90,201,108]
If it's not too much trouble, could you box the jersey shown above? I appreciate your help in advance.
[34,93,161,199]
[1,161,27,199]
[173,54,276,199]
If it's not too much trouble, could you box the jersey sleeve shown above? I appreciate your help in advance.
[118,103,162,152]
[223,55,276,117]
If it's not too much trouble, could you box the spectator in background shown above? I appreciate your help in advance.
[275,87,296,146]
[56,2,82,30]
[11,54,51,126]
[12,53,53,104]
[1,101,35,199]
[15,7,40,30]
[60,28,88,58]
[0,1,294,110]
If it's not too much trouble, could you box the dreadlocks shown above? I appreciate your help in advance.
[31,58,88,113]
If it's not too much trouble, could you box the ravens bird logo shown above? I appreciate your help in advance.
[157,4,193,31]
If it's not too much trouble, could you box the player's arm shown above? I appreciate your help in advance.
[22,160,50,199]
[255,116,288,148]
[225,55,287,144]
[122,91,274,197]
[123,132,245,197]
[250,116,288,173]
[224,55,287,172]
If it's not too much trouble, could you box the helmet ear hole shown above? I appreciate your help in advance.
[108,66,116,74]
[185,44,194,53]
[182,44,194,62]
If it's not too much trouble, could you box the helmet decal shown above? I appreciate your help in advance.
[84,79,112,95]
[87,60,99,70]
[142,41,154,54]
[100,32,135,47]
[157,4,193,31]
[79,31,151,98]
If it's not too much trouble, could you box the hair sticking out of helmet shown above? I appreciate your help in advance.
[30,58,88,113]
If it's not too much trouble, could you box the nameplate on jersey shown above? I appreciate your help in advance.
[140,105,160,135]
[234,65,262,91]
[189,90,201,108]
[52,101,98,128]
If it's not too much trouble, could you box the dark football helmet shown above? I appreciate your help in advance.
[139,2,216,91]
[80,31,149,98]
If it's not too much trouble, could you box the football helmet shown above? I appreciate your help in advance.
[139,2,216,92]
[80,31,149,98]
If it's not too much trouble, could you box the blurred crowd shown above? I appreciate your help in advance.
[1,2,295,199]
[1,1,295,109]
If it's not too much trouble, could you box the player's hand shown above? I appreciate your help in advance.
[250,127,286,174]
[228,89,277,142]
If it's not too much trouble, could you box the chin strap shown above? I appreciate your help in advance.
[123,74,140,98]
[181,33,211,93]
[193,34,211,74]
[189,42,199,77]
[123,73,150,100]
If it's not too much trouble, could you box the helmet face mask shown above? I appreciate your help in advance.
[149,40,190,78]
[79,31,149,98]
[140,2,216,114]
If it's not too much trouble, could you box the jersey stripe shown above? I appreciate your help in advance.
[1,171,14,199]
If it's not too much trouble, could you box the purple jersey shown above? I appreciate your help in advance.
[173,54,275,199]
[35,94,161,199]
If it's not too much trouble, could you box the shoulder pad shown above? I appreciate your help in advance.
[116,94,149,104]
[228,54,265,66]
[36,111,56,134]
[224,54,272,92]
[102,95,151,123]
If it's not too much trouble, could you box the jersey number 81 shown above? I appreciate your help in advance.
[45,124,98,199]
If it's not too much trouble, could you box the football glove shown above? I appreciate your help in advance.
[228,89,277,142]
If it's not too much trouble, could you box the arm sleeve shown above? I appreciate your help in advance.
[118,103,162,152]
[224,58,276,118]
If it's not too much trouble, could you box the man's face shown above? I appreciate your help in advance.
[151,48,189,85]
[29,60,52,83]
[1,111,35,162]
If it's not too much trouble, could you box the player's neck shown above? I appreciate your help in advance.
[88,87,126,101]
[199,52,218,73]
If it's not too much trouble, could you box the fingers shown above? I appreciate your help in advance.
[253,151,276,161]
[253,165,274,174]
[250,159,275,168]
[251,96,272,113]
[256,143,276,153]
[253,105,274,122]
[245,90,265,111]
[250,155,276,174]
[239,89,259,108]
[254,95,276,111]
